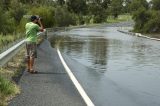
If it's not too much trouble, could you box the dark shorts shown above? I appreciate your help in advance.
[26,42,37,58]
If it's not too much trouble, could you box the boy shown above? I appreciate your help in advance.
[25,15,44,73]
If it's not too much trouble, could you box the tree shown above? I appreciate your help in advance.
[0,7,5,33]
[101,0,110,9]
[152,0,160,10]
[66,0,87,15]
[9,0,26,25]
[56,0,65,5]
[133,7,150,32]
[87,1,107,23]
[143,10,160,33]
[109,0,123,18]
[129,0,149,13]
[54,6,76,26]
[28,6,55,28]
[0,0,11,10]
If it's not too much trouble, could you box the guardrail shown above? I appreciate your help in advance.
[0,30,46,67]
[0,26,86,67]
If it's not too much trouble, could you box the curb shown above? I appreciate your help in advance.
[117,30,160,41]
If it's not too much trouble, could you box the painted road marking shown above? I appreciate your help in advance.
[57,48,95,106]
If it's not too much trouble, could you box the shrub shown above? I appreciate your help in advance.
[143,11,160,33]
[132,7,150,32]
[54,6,76,27]
[28,6,55,28]
[0,76,16,96]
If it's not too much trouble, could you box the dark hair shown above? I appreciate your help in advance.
[30,15,38,21]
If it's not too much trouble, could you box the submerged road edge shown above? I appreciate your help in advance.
[57,48,95,106]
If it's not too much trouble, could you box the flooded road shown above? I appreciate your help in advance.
[51,26,160,106]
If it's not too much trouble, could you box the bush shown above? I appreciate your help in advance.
[83,16,91,24]
[132,7,150,32]
[9,0,26,25]
[28,6,55,28]
[54,6,76,27]
[0,8,16,34]
[0,76,16,96]
[143,11,160,33]
[0,76,19,106]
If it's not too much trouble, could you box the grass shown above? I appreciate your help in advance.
[0,76,18,95]
[0,49,25,106]
[0,76,20,106]
[0,34,24,52]
[107,14,132,23]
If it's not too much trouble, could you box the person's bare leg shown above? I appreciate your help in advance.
[30,57,38,73]
[30,57,34,72]
[27,56,30,72]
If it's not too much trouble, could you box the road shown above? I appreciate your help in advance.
[10,24,160,106]
[51,25,160,106]
[9,40,86,106]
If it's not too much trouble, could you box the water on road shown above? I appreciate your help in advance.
[51,26,160,106]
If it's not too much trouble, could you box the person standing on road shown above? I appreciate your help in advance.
[25,15,44,73]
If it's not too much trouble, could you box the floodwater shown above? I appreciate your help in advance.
[50,26,160,106]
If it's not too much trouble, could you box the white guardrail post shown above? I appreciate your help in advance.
[0,30,46,67]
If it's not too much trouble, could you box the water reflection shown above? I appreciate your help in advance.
[50,26,160,106]
[51,34,109,72]
[50,27,160,73]
[88,38,108,71]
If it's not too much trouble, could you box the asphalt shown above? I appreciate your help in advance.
[9,40,86,106]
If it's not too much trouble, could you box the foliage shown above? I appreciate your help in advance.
[2,0,159,37]
[107,14,132,23]
[0,8,16,34]
[9,0,26,25]
[143,10,160,33]
[132,7,150,32]
[0,76,16,96]
[152,0,160,10]
[88,1,108,23]
[27,6,55,28]
[109,0,123,19]
[66,0,87,15]
[56,0,65,6]
[131,0,160,33]
[129,0,149,13]
[0,34,22,49]
[54,6,76,27]
[0,76,20,106]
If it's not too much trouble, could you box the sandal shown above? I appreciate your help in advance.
[30,70,38,74]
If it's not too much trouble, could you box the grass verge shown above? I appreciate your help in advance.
[0,49,25,106]
[107,14,132,23]
[0,34,24,53]
[0,76,20,106]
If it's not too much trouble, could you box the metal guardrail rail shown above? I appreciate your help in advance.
[0,30,46,67]
[0,26,83,67]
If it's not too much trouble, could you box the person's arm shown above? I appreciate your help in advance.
[37,18,44,32]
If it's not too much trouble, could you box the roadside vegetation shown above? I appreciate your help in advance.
[107,14,132,23]
[129,0,160,33]
[0,0,159,44]
[0,0,160,105]
[0,76,20,106]
[0,49,25,106]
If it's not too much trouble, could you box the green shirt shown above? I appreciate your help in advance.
[25,22,39,42]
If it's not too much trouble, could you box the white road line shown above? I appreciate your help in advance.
[57,48,95,106]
